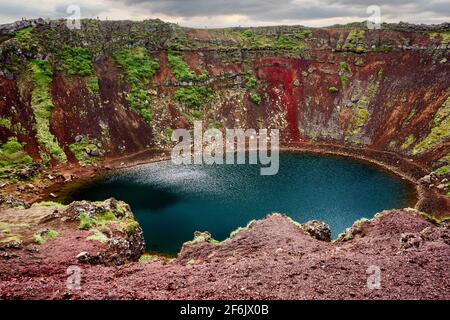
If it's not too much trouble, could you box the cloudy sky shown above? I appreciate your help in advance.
[0,0,449,27]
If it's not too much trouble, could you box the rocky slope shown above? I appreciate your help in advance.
[0,19,449,300]
[0,199,448,299]
[0,19,449,187]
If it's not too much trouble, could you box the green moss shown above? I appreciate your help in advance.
[113,47,160,125]
[245,75,258,90]
[14,27,38,51]
[400,135,416,150]
[412,97,450,155]
[35,201,67,209]
[68,136,102,166]
[0,138,33,181]
[59,47,93,76]
[434,165,449,176]
[356,108,369,127]
[87,229,109,243]
[341,29,366,52]
[185,232,219,246]
[355,58,365,66]
[139,254,158,264]
[30,60,67,163]
[167,50,208,82]
[175,87,213,109]
[238,29,273,49]
[229,220,256,238]
[124,217,140,236]
[250,93,262,105]
[34,229,58,245]
[338,218,369,242]
[345,77,380,143]
[339,61,351,86]
[0,118,12,129]
[78,213,93,230]
[420,212,450,225]
[328,86,339,93]
[429,31,450,44]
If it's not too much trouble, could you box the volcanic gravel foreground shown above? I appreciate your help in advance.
[0,202,449,300]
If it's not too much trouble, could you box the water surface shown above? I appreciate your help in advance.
[61,152,415,254]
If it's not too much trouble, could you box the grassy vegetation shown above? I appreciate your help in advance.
[78,210,139,237]
[113,47,160,125]
[167,50,208,82]
[237,29,273,49]
[0,138,33,182]
[339,29,367,52]
[428,31,450,44]
[175,87,213,109]
[250,93,262,105]
[30,60,67,163]
[412,97,450,155]
[434,165,449,176]
[34,201,67,209]
[328,86,339,93]
[400,135,416,150]
[0,118,12,129]
[345,77,380,143]
[245,75,258,90]
[420,212,450,225]
[139,254,158,264]
[68,136,101,166]
[87,229,109,243]
[275,29,312,51]
[14,27,38,51]
[229,220,256,238]
[59,46,100,93]
[34,229,58,245]
[339,61,351,86]
[231,29,311,52]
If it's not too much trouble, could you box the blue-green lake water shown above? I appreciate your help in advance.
[61,152,415,255]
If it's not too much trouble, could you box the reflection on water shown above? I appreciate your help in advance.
[61,152,415,255]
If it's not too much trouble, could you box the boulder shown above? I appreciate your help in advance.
[302,220,332,242]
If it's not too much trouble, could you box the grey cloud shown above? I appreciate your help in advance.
[118,0,366,21]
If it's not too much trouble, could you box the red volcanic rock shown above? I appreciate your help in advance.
[0,207,449,300]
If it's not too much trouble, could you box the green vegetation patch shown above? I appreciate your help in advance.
[434,165,449,176]
[69,136,102,166]
[400,135,416,150]
[328,86,339,93]
[0,137,33,182]
[113,47,160,125]
[78,210,139,238]
[338,29,367,52]
[167,50,208,82]
[30,60,67,163]
[175,86,213,110]
[13,27,38,51]
[34,229,58,245]
[420,212,450,225]
[34,201,67,209]
[250,93,262,105]
[0,118,12,129]
[428,31,450,44]
[412,97,450,155]
[339,61,352,86]
[139,254,158,264]
[86,229,109,243]
[59,47,99,93]
[345,77,380,143]
[229,220,256,238]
